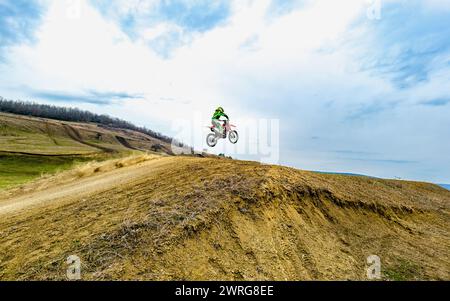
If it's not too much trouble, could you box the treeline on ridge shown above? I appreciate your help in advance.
[0,97,182,146]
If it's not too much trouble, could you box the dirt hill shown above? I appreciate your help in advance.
[0,112,179,189]
[0,154,448,280]
[0,112,173,155]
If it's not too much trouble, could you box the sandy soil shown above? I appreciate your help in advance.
[0,155,449,281]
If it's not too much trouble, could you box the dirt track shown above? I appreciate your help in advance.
[115,136,139,150]
[0,155,449,281]
[62,124,116,153]
[0,156,173,216]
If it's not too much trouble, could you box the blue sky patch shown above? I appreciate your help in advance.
[352,0,450,89]
[0,0,45,58]
[267,0,306,17]
[91,0,231,57]
[157,0,230,33]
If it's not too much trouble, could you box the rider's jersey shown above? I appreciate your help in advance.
[212,110,229,120]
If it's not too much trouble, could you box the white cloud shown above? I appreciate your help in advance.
[0,0,449,182]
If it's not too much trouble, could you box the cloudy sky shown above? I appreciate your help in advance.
[0,0,449,183]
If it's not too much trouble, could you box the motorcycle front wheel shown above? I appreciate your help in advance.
[229,131,239,144]
[207,133,218,147]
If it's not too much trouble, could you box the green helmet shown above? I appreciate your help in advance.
[217,107,224,113]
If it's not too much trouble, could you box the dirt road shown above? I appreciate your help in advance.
[0,156,175,216]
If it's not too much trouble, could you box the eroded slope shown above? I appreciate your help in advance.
[0,156,448,280]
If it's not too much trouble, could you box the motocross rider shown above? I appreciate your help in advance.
[212,107,229,137]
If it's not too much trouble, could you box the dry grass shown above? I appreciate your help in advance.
[71,153,160,178]
[0,156,449,280]
[0,153,160,199]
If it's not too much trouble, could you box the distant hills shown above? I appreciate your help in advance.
[439,184,450,190]
[315,171,450,191]
[314,171,375,178]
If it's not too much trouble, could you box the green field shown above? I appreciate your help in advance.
[0,153,94,190]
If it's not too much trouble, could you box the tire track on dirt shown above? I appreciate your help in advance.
[0,156,175,216]
[115,136,139,150]
[63,124,116,153]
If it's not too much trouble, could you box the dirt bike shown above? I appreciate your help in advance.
[206,119,239,147]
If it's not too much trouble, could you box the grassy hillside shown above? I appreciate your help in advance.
[0,153,94,190]
[0,112,174,189]
[0,155,448,280]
